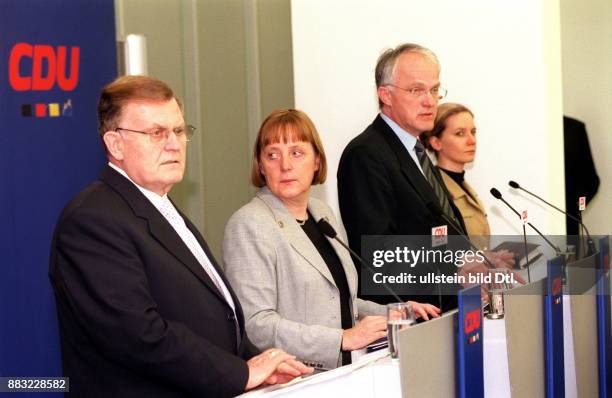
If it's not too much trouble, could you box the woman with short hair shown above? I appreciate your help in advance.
[223,109,440,370]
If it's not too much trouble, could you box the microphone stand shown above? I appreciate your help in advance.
[522,222,531,283]
[490,190,533,283]
[491,187,569,287]
[316,219,404,303]
[425,203,510,318]
[508,180,595,257]
[491,188,563,256]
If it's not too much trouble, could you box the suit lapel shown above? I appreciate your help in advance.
[374,116,443,214]
[462,180,487,215]
[440,171,486,216]
[256,188,336,287]
[374,116,466,234]
[100,166,229,306]
[180,210,247,329]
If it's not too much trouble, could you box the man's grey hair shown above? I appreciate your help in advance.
[375,43,440,108]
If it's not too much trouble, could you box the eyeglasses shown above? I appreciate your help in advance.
[115,125,196,144]
[386,85,447,101]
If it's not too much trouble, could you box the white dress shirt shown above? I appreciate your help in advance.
[107,162,237,313]
[380,113,426,176]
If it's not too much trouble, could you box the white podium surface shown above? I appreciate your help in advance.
[483,318,511,398]
[238,349,400,398]
[563,295,578,398]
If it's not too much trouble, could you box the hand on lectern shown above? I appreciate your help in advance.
[407,301,441,320]
[246,349,313,390]
[341,316,388,351]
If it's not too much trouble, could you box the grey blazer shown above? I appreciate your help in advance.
[222,187,385,370]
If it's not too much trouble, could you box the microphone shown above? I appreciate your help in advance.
[508,180,594,255]
[490,188,521,218]
[490,187,562,255]
[490,188,532,281]
[424,202,498,270]
[316,219,403,303]
[424,202,518,313]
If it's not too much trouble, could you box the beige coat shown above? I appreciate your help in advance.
[440,170,491,250]
[222,187,386,370]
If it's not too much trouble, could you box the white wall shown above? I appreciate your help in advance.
[561,0,612,235]
[291,0,565,236]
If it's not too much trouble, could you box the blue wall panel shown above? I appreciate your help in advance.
[0,0,117,391]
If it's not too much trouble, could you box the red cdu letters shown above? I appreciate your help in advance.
[9,42,80,91]
[464,309,481,334]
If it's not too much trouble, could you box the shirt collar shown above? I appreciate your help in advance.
[380,112,419,151]
[107,162,168,208]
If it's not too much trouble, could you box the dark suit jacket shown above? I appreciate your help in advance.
[49,166,259,398]
[563,116,600,236]
[337,115,466,311]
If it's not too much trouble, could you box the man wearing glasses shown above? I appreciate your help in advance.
[49,76,310,397]
[337,43,467,311]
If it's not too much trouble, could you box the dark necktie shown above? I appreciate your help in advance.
[414,140,459,226]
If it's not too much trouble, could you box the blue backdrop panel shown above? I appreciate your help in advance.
[456,285,484,398]
[0,0,117,387]
[545,256,565,398]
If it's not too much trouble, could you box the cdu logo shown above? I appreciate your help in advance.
[552,276,562,305]
[431,224,448,247]
[8,42,79,118]
[9,43,80,91]
[464,307,481,343]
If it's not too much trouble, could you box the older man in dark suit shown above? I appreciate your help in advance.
[337,44,469,311]
[49,76,310,397]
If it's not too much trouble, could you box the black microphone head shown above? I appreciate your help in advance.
[490,188,502,199]
[317,219,337,239]
[508,180,520,189]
